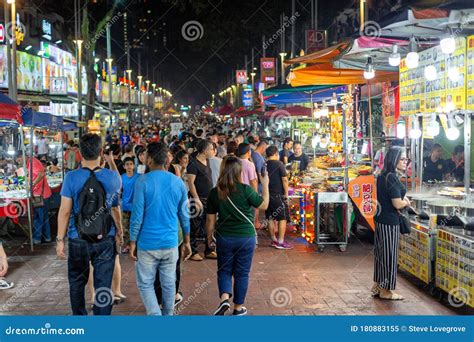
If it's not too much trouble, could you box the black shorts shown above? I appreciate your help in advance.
[265,194,290,221]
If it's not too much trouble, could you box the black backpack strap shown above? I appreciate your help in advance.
[82,167,102,175]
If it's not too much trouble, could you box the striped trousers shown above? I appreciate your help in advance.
[373,222,400,290]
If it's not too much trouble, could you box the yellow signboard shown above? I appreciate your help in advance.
[399,37,466,115]
[467,35,474,110]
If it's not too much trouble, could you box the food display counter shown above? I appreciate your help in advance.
[435,228,473,308]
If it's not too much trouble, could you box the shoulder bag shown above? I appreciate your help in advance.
[32,178,45,208]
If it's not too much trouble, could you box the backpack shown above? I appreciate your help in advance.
[75,167,113,242]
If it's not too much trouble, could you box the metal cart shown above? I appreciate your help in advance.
[315,192,350,252]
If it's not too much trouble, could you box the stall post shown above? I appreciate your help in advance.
[19,125,33,252]
[367,83,374,169]
[465,112,472,202]
[418,115,424,192]
[29,125,34,251]
[61,132,65,181]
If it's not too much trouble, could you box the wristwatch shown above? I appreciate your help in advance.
[56,236,64,242]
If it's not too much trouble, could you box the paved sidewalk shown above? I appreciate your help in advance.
[0,230,469,316]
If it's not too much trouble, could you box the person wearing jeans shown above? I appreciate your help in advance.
[206,156,269,316]
[130,142,192,316]
[56,133,123,316]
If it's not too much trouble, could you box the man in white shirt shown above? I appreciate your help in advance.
[36,132,48,159]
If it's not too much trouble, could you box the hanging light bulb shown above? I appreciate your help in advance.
[396,121,406,139]
[448,67,460,82]
[440,34,456,54]
[363,57,375,80]
[406,37,419,69]
[427,113,440,137]
[424,65,437,81]
[446,116,460,140]
[7,144,15,156]
[388,45,401,66]
[330,92,338,105]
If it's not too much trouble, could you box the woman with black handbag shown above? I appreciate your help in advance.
[373,146,411,300]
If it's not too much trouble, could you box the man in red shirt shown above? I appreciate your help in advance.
[17,154,52,244]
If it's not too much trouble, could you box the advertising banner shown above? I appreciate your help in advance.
[467,35,474,110]
[399,37,466,115]
[16,51,42,92]
[260,57,276,83]
[242,84,253,107]
[305,29,326,53]
[236,70,247,84]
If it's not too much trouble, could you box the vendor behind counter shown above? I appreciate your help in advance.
[423,143,465,183]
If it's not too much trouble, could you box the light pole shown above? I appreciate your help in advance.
[279,52,287,85]
[250,71,256,106]
[145,80,150,109]
[74,39,83,133]
[126,69,132,130]
[137,75,143,122]
[106,58,113,128]
[4,0,12,98]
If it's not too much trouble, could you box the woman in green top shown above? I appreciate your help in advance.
[206,155,269,316]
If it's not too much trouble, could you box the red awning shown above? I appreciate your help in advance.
[284,40,352,65]
[263,106,312,119]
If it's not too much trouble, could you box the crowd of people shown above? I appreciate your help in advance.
[0,117,311,315]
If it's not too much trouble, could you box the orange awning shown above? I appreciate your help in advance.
[288,65,398,86]
[284,40,352,65]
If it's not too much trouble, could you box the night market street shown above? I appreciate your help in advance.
[0,230,468,316]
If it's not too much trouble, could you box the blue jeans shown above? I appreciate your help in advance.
[67,236,116,315]
[216,235,256,305]
[136,247,178,316]
[33,198,51,243]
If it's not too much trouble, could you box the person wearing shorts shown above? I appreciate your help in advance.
[265,146,293,250]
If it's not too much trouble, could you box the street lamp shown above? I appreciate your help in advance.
[126,69,132,128]
[279,52,287,85]
[145,80,150,108]
[73,39,84,126]
[8,0,17,100]
[250,71,256,106]
[137,75,143,122]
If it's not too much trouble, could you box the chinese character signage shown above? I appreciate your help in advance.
[0,23,4,44]
[236,70,247,84]
[260,58,276,83]
[399,37,466,115]
[348,175,376,231]
[42,20,52,40]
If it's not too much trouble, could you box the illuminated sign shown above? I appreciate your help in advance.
[15,14,25,46]
[42,20,52,40]
[236,70,247,84]
[50,77,68,95]
[0,23,4,44]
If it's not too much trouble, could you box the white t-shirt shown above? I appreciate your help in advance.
[208,157,222,187]
[37,138,48,155]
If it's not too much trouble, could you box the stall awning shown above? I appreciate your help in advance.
[262,84,344,96]
[17,94,50,105]
[22,110,63,130]
[264,86,347,105]
[50,96,73,104]
[263,106,312,119]
[63,118,84,131]
[288,65,398,87]
[0,92,22,123]
[284,41,352,65]
[234,108,264,118]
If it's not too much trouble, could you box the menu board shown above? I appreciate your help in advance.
[467,35,474,110]
[399,37,466,115]
[16,51,42,92]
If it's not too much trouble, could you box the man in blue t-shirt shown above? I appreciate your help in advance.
[121,157,138,253]
[130,142,192,316]
[120,130,131,147]
[56,133,122,316]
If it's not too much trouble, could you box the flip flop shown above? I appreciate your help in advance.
[379,292,404,300]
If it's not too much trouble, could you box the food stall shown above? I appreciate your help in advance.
[396,35,473,308]
[0,93,33,249]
